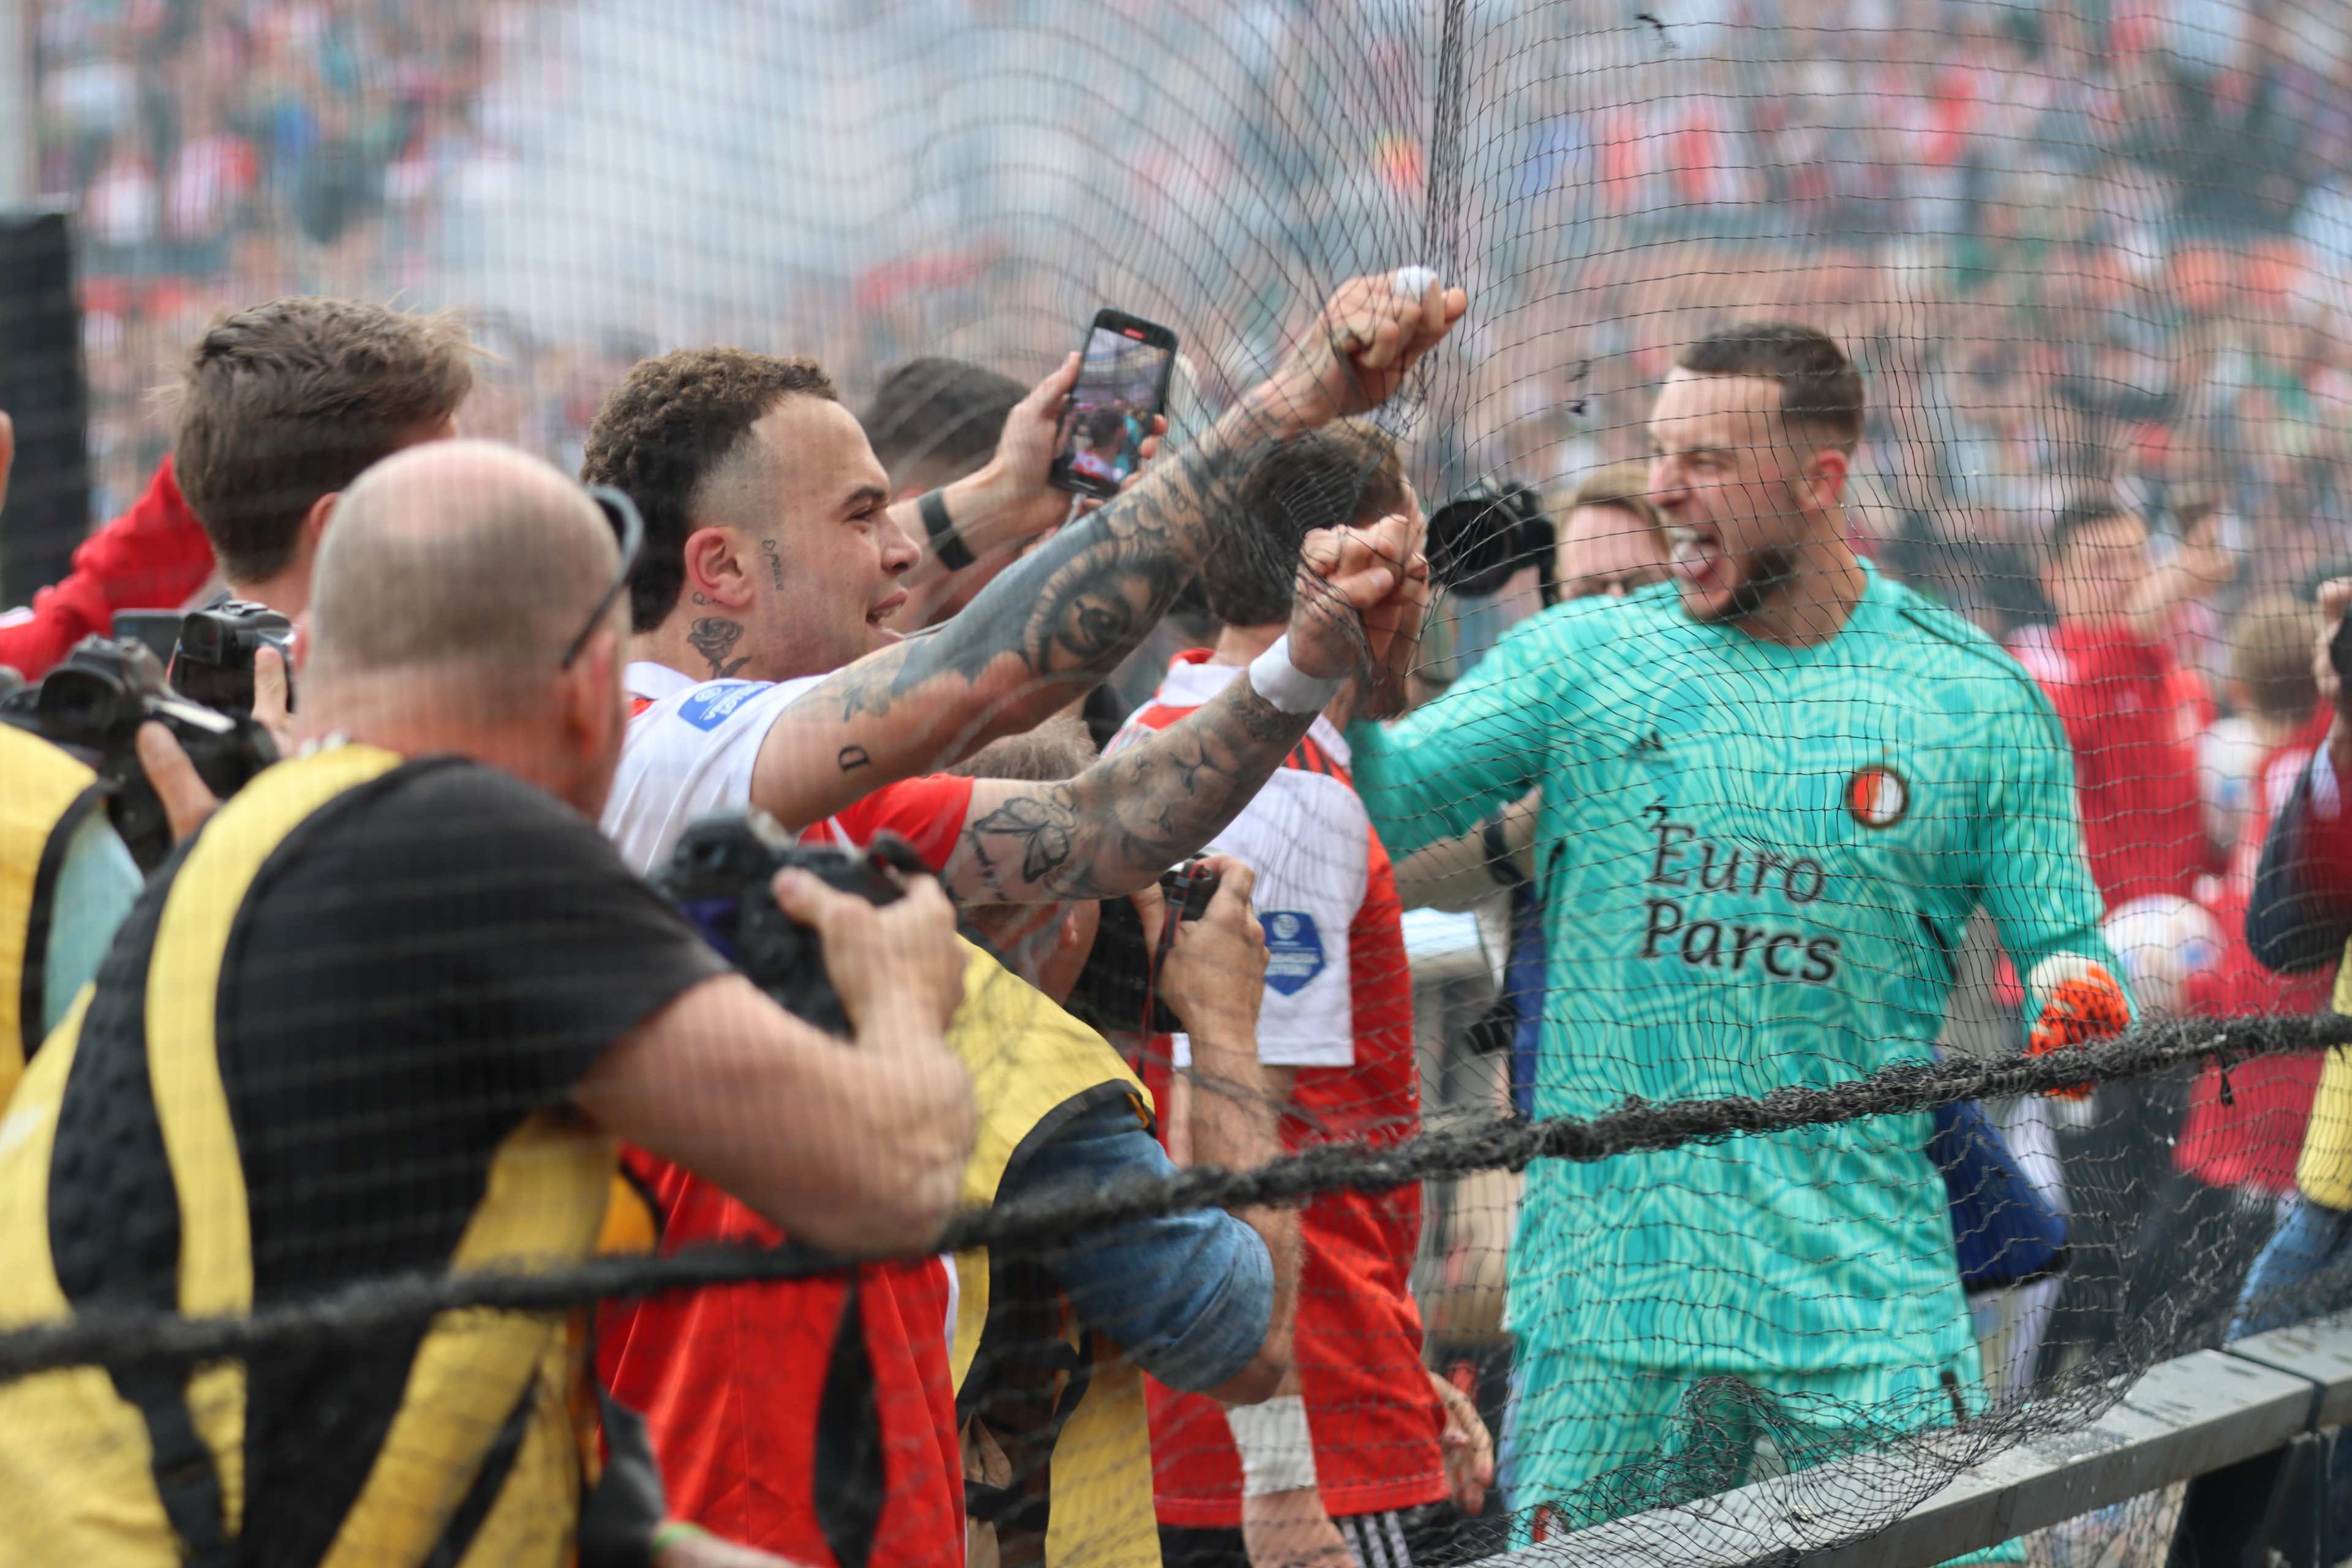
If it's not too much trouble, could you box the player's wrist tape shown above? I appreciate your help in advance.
[918,489,977,571]
[1248,635,1343,716]
[1224,1393,1319,1496]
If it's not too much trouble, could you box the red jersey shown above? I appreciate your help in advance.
[2175,715,2334,1193]
[595,770,976,1565]
[2013,618,2214,907]
[0,456,216,680]
[1117,652,1445,1527]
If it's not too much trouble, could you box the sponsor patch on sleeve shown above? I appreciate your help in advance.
[1260,910,1327,996]
[677,682,763,731]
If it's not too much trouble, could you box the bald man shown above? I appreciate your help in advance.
[0,440,974,1568]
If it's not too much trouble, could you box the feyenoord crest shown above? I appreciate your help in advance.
[1845,765,1909,828]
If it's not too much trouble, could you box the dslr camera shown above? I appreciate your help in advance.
[172,600,295,717]
[655,813,931,1036]
[0,635,279,870]
[1425,480,1556,601]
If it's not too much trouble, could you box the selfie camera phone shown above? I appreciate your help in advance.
[1049,308,1178,501]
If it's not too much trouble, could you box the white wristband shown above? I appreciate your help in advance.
[1248,635,1343,717]
[1224,1393,1319,1496]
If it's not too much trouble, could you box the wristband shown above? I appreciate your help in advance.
[1482,809,1526,886]
[1246,635,1343,717]
[1224,1393,1319,1496]
[918,489,977,571]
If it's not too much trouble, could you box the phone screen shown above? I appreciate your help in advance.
[1056,320,1174,494]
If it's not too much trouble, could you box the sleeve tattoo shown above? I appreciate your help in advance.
[959,673,1311,900]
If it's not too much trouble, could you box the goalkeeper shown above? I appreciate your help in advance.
[1348,322,2126,1526]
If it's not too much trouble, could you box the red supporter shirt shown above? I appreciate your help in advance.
[2174,714,2334,1193]
[0,456,216,679]
[1117,652,1446,1528]
[599,663,976,1564]
[2013,618,2214,908]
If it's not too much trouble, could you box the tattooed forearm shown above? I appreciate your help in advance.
[885,390,1288,710]
[957,672,1311,902]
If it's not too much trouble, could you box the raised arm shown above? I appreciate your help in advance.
[947,518,1422,901]
[747,274,1467,831]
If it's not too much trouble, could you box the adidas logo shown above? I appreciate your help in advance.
[1624,731,1665,757]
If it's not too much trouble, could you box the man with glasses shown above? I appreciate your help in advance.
[0,440,978,1566]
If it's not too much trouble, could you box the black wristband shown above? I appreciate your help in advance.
[918,489,976,571]
[1482,809,1526,886]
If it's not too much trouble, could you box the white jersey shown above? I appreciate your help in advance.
[602,660,827,877]
[1112,652,1366,1069]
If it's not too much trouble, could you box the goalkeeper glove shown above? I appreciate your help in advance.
[2025,955,2130,1100]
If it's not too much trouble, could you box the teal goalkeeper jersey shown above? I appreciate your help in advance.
[1350,562,2117,1380]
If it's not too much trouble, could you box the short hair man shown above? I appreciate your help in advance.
[172,295,475,618]
[582,277,1462,1563]
[2016,500,2233,907]
[1115,420,1489,1568]
[0,441,976,1566]
[1344,322,2124,1529]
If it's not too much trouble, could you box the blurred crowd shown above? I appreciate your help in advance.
[37,0,2352,665]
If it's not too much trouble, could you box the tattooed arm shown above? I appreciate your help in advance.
[747,273,1466,832]
[944,516,1421,900]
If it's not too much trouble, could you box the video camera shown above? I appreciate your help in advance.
[111,601,296,717]
[1425,480,1555,601]
[0,635,279,870]
[172,600,295,717]
[655,813,932,1036]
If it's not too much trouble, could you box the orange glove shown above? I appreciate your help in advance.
[2026,960,2130,1099]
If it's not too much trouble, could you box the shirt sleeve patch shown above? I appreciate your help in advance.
[1260,910,1328,996]
[676,682,763,731]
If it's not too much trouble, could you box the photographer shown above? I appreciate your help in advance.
[0,440,976,1567]
[120,296,475,840]
[0,724,141,1101]
[603,718,1300,1568]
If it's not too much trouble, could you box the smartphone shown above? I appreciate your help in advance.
[1048,309,1179,500]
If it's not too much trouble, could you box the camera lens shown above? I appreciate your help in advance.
[1427,483,1551,598]
[36,668,121,742]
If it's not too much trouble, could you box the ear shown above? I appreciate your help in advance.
[1802,447,1849,514]
[681,527,755,609]
[290,611,312,674]
[1057,904,1087,953]
[301,491,339,558]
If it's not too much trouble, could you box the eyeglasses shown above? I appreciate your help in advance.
[561,486,645,669]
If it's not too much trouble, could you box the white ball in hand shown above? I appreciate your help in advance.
[1391,265,1441,300]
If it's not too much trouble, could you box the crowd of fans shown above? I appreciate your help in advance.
[20,1,2352,1563]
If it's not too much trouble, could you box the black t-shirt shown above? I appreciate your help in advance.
[47,756,726,1562]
